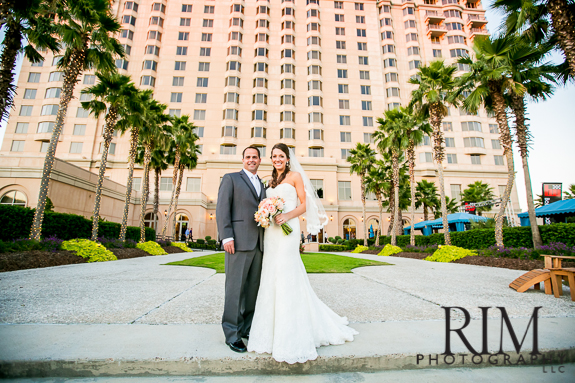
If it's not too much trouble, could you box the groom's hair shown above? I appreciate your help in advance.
[242,146,261,158]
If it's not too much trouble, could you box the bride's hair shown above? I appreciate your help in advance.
[270,143,291,188]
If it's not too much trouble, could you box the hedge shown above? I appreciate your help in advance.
[0,205,155,242]
[319,244,347,252]
[376,223,575,249]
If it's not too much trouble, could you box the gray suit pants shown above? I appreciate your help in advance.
[222,243,263,344]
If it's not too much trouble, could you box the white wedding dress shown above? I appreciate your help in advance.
[247,183,358,364]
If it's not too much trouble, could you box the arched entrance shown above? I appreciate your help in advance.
[144,212,158,230]
[342,218,356,240]
[367,218,379,239]
[175,213,189,241]
[0,190,27,206]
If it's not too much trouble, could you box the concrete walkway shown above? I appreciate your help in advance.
[0,251,574,378]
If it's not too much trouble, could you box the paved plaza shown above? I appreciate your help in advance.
[0,251,574,379]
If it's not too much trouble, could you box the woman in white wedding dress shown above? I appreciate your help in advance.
[247,143,357,364]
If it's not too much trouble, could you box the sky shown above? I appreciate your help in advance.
[1,1,574,210]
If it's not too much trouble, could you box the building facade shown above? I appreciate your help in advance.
[0,0,520,241]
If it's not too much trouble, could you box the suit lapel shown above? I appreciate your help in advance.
[239,171,259,201]
[258,176,266,201]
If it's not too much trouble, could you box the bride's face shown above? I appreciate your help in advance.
[271,149,288,172]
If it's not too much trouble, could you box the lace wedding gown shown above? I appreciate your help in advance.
[247,183,358,364]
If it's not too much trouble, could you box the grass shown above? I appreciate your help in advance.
[165,252,390,273]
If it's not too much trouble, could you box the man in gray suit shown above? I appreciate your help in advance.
[216,146,266,353]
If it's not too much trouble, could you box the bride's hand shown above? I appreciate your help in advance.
[275,213,288,225]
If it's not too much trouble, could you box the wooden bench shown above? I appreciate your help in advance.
[509,269,552,294]
[544,254,575,301]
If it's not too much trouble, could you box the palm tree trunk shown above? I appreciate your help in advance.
[171,165,185,240]
[430,105,450,245]
[30,47,86,240]
[0,20,22,121]
[119,128,139,242]
[139,143,152,242]
[162,151,180,239]
[91,108,118,240]
[391,152,399,246]
[408,144,416,246]
[377,194,383,246]
[153,168,160,219]
[490,84,514,248]
[361,179,368,245]
[511,95,542,248]
[548,0,575,77]
[387,185,395,236]
[0,0,16,28]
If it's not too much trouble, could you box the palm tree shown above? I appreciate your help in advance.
[150,146,169,230]
[0,0,59,121]
[161,115,197,240]
[29,0,123,240]
[170,142,200,240]
[415,180,439,222]
[409,60,459,246]
[364,160,390,246]
[434,196,460,218]
[534,194,545,208]
[457,34,524,247]
[460,181,496,216]
[374,108,410,246]
[347,143,377,245]
[564,184,575,199]
[493,0,575,78]
[81,73,139,240]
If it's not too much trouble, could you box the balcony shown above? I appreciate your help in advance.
[425,10,445,24]
[427,23,447,37]
[464,147,486,155]
[470,27,489,39]
[467,14,487,28]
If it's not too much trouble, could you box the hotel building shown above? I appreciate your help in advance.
[0,0,520,240]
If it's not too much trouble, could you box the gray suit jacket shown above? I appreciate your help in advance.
[216,171,266,252]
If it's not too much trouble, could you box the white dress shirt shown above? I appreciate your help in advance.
[222,169,261,245]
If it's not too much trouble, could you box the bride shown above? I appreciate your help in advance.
[247,143,358,364]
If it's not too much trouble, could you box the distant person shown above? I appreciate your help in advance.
[189,228,193,242]
[301,231,305,244]
[185,228,190,241]
[307,233,312,243]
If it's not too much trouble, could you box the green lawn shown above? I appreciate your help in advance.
[165,252,390,273]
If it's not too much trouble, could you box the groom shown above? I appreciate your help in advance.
[216,146,266,353]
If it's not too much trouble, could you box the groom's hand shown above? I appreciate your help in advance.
[224,240,235,254]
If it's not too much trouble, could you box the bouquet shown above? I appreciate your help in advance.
[254,196,293,236]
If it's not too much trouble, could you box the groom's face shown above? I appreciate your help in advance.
[243,148,261,174]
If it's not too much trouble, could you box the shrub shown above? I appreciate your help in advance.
[351,245,369,253]
[478,245,538,260]
[319,244,347,252]
[425,245,477,263]
[378,244,402,257]
[403,244,439,253]
[336,239,344,245]
[137,241,168,255]
[205,236,212,241]
[197,239,205,245]
[170,242,193,252]
[335,236,342,241]
[207,239,217,246]
[328,237,336,244]
[98,237,137,249]
[61,239,117,262]
[299,244,305,254]
[155,239,171,247]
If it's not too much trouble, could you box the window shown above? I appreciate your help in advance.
[253,93,267,104]
[357,29,366,37]
[336,54,347,64]
[187,178,201,193]
[251,127,266,138]
[281,49,294,59]
[257,19,270,28]
[382,44,395,54]
[19,105,33,116]
[309,147,324,157]
[337,69,348,79]
[174,61,186,71]
[408,46,420,56]
[169,109,181,117]
[363,117,374,127]
[338,181,352,200]
[334,1,343,8]
[252,110,267,121]
[15,122,28,133]
[122,15,136,26]
[22,89,36,99]
[308,96,322,107]
[140,75,156,86]
[409,60,421,70]
[336,27,345,35]
[451,184,462,202]
[494,155,505,166]
[226,76,240,87]
[202,33,213,42]
[364,133,374,143]
[199,47,211,56]
[362,101,372,111]
[220,145,237,155]
[444,9,462,18]
[224,109,238,120]
[75,107,88,118]
[120,29,134,40]
[309,129,324,140]
[420,152,433,163]
[180,17,191,26]
[195,93,207,103]
[146,45,160,56]
[228,46,242,57]
[193,127,204,138]
[83,75,96,85]
[308,80,322,90]
[461,121,482,132]
[420,135,431,146]
[340,132,351,142]
[284,35,295,44]
[204,5,214,14]
[257,5,269,14]
[227,61,241,72]
[457,63,471,72]
[361,85,371,95]
[404,20,416,29]
[358,56,368,65]
[339,99,350,109]
[388,102,401,110]
[171,92,183,102]
[445,137,456,147]
[69,142,83,154]
[282,20,294,30]
[341,149,351,159]
[40,142,49,153]
[160,177,172,191]
[230,17,243,27]
[10,140,25,152]
[385,72,399,82]
[308,65,321,75]
[178,32,189,41]
[281,63,293,73]
[73,124,86,135]
[149,16,164,27]
[381,5,391,13]
[131,177,141,192]
[48,72,63,82]
[470,155,481,165]
[450,49,469,58]
[310,179,324,198]
[255,47,269,57]
[355,2,364,10]
[335,14,344,22]
[491,139,501,149]
[152,2,165,12]
[359,70,370,80]
[463,137,485,148]
[37,121,55,133]
[196,77,208,87]
[281,95,294,105]
[258,33,270,43]
[281,128,295,139]
[148,31,162,41]
[339,115,351,125]
[446,22,464,31]
[433,49,443,58]
[336,41,346,49]
[406,33,418,42]
[202,19,214,28]
[338,84,349,94]
[253,77,268,88]
[448,35,466,44]
[115,59,129,70]
[28,72,40,83]
[443,122,453,131]
[358,42,367,51]
[308,112,323,123]
[386,87,400,97]
[194,110,206,120]
[383,58,396,68]
[489,124,499,134]
[172,77,185,87]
